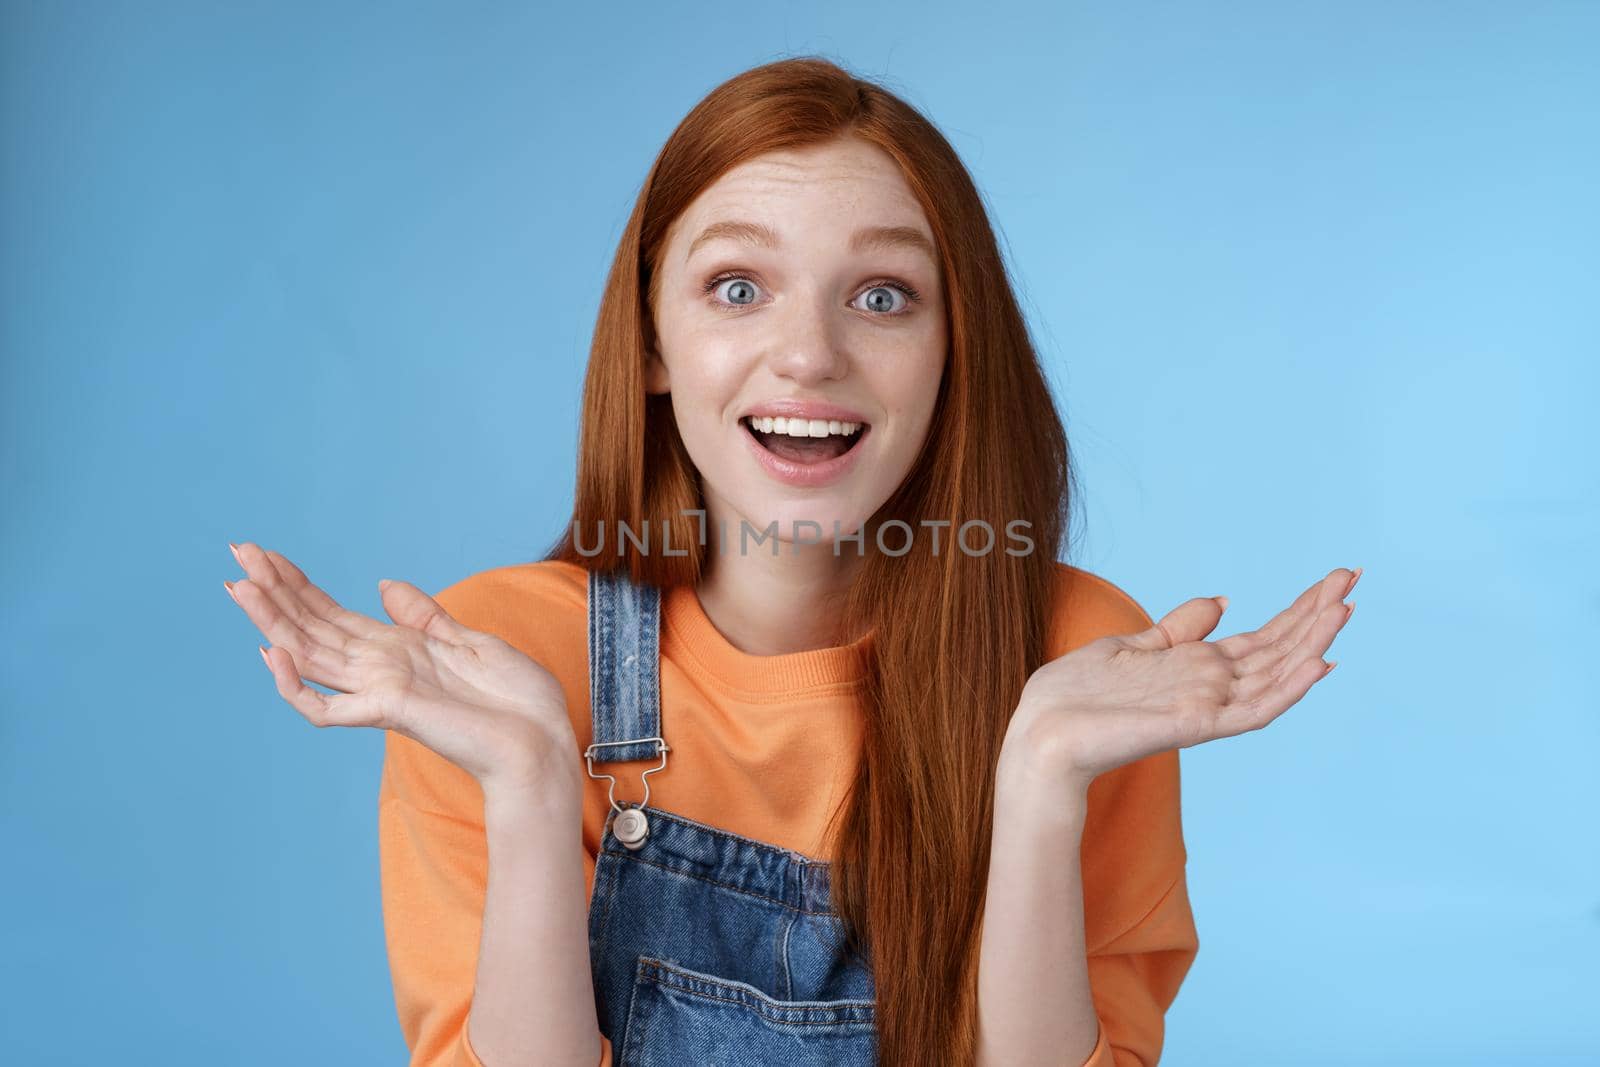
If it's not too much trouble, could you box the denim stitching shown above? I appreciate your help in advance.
[619,950,649,1062]
[778,909,796,1000]
[602,851,845,916]
[628,806,835,869]
[636,957,876,1022]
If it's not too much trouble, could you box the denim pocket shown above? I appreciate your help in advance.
[618,956,878,1066]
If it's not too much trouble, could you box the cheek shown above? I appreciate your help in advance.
[873,335,946,426]
[660,335,741,412]
[663,362,749,472]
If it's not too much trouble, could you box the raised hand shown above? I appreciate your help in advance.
[1008,566,1361,790]
[224,542,581,796]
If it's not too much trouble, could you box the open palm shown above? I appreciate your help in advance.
[224,542,577,792]
[1015,566,1361,788]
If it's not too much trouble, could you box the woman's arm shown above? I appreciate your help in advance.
[225,544,610,1064]
[381,731,609,1067]
[469,775,605,1067]
[976,743,1197,1066]
[975,747,1103,1066]
[976,567,1355,1064]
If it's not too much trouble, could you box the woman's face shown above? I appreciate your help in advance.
[647,136,947,553]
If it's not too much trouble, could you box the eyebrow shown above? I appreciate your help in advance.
[685,219,938,265]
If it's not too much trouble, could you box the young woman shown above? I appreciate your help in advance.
[224,57,1357,1067]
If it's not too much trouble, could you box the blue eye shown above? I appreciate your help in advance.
[700,273,922,315]
[859,285,906,314]
[717,278,759,306]
[700,275,762,309]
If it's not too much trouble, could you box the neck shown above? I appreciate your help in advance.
[694,507,867,656]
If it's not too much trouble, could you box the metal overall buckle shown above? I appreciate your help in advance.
[584,736,669,851]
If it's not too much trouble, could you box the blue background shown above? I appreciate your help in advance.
[3,2,1595,1063]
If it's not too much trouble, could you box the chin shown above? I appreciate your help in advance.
[724,494,869,551]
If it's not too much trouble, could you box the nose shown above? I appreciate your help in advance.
[765,289,850,385]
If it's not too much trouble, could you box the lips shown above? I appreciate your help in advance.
[740,417,870,489]
[743,417,858,461]
[741,398,870,425]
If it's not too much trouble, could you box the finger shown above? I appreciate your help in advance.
[1212,650,1334,739]
[1230,589,1354,683]
[231,543,354,653]
[1229,598,1350,707]
[228,566,361,694]
[378,579,490,647]
[1261,567,1353,643]
[1212,574,1331,663]
[1217,567,1355,667]
[258,548,389,641]
[259,644,380,729]
[1120,596,1228,652]
[234,543,366,652]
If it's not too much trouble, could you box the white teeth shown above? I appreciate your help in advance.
[746,416,862,438]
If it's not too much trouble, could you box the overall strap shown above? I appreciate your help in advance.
[585,568,669,835]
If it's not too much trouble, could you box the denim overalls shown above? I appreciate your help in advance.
[584,567,880,1065]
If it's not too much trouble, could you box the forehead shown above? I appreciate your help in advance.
[669,138,933,258]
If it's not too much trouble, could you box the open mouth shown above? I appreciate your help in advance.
[741,415,870,465]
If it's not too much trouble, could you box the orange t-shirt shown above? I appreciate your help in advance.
[378,559,1198,1066]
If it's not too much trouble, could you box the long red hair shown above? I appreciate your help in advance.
[543,56,1074,1065]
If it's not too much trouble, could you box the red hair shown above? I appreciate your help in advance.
[544,56,1074,1065]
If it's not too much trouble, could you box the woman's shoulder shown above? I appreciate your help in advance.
[430,558,591,645]
[1044,561,1157,660]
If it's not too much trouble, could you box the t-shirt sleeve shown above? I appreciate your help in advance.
[1078,859,1198,1065]
[1067,573,1201,1065]
[378,575,612,1067]
[378,718,493,1067]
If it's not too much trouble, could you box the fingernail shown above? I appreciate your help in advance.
[223,580,238,604]
[1214,595,1229,613]
[1346,566,1362,596]
[1323,660,1338,675]
[1346,600,1355,621]
[229,543,243,566]
[379,578,393,592]
[259,645,272,670]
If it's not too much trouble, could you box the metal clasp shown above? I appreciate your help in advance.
[584,737,668,850]
[583,736,670,814]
